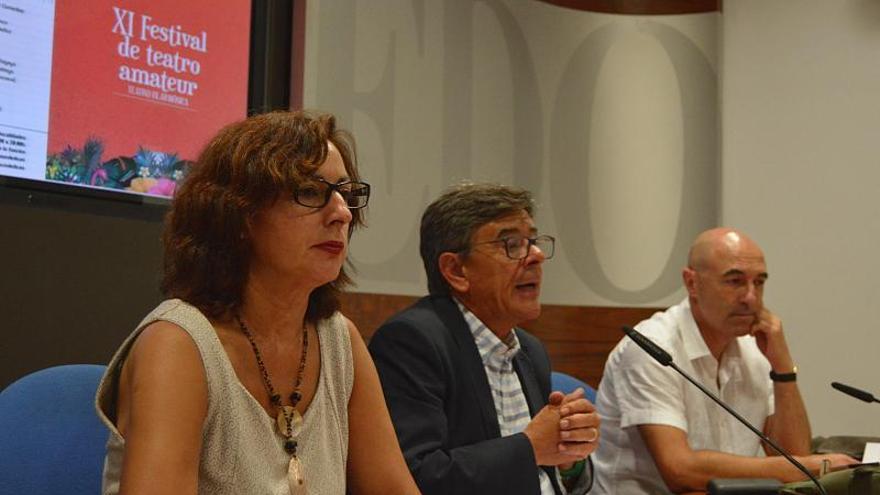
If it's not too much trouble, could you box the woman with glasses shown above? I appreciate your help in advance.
[96,111,421,495]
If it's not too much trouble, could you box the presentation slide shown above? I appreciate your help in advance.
[0,0,251,199]
[0,0,54,181]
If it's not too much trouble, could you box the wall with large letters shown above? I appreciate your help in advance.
[303,0,878,437]
[303,0,719,307]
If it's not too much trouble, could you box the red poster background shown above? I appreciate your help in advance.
[47,0,251,161]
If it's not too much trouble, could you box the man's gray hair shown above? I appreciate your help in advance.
[420,182,535,295]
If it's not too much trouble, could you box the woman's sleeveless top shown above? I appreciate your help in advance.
[95,299,354,495]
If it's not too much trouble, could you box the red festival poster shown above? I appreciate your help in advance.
[45,1,251,197]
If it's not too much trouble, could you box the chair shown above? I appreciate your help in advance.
[551,371,597,403]
[0,364,109,495]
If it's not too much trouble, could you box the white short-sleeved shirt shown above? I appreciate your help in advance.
[592,298,774,495]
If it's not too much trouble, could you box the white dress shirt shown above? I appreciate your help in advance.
[592,298,774,495]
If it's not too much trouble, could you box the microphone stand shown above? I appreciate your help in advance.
[668,360,827,495]
[621,326,828,495]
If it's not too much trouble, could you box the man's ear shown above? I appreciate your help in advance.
[439,252,469,294]
[682,267,698,298]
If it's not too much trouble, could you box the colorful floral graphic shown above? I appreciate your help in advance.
[45,138,192,198]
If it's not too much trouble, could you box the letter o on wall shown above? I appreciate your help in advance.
[549,21,718,304]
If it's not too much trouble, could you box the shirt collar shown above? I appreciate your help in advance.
[680,297,748,365]
[679,297,713,362]
[454,298,521,365]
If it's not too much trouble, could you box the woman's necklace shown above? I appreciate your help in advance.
[236,314,309,495]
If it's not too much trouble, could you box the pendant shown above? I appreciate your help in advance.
[276,406,303,439]
[288,455,306,495]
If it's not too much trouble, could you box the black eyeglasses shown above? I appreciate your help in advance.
[293,178,371,209]
[467,234,555,260]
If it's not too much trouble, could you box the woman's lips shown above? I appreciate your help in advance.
[314,241,345,255]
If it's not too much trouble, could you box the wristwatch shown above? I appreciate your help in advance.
[770,365,798,382]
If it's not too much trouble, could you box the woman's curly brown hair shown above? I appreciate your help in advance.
[161,110,364,322]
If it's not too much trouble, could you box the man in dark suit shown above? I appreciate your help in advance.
[369,183,599,495]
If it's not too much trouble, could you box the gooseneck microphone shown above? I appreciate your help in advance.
[620,325,673,365]
[621,326,827,495]
[831,382,880,404]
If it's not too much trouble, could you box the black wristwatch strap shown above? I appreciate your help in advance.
[770,366,798,382]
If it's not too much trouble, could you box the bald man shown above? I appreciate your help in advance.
[591,228,856,494]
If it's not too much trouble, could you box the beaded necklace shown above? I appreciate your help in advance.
[236,314,309,495]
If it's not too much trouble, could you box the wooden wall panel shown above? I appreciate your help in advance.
[340,292,662,388]
[521,305,661,388]
[533,0,719,15]
[339,292,418,341]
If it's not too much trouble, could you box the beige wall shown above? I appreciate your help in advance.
[721,0,880,436]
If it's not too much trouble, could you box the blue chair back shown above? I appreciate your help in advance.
[551,371,597,403]
[0,364,109,495]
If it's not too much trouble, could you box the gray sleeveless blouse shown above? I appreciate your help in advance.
[95,299,353,495]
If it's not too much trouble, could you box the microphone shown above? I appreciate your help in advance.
[831,382,880,404]
[621,325,672,365]
[621,325,827,495]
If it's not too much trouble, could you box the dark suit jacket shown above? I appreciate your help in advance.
[369,295,586,495]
